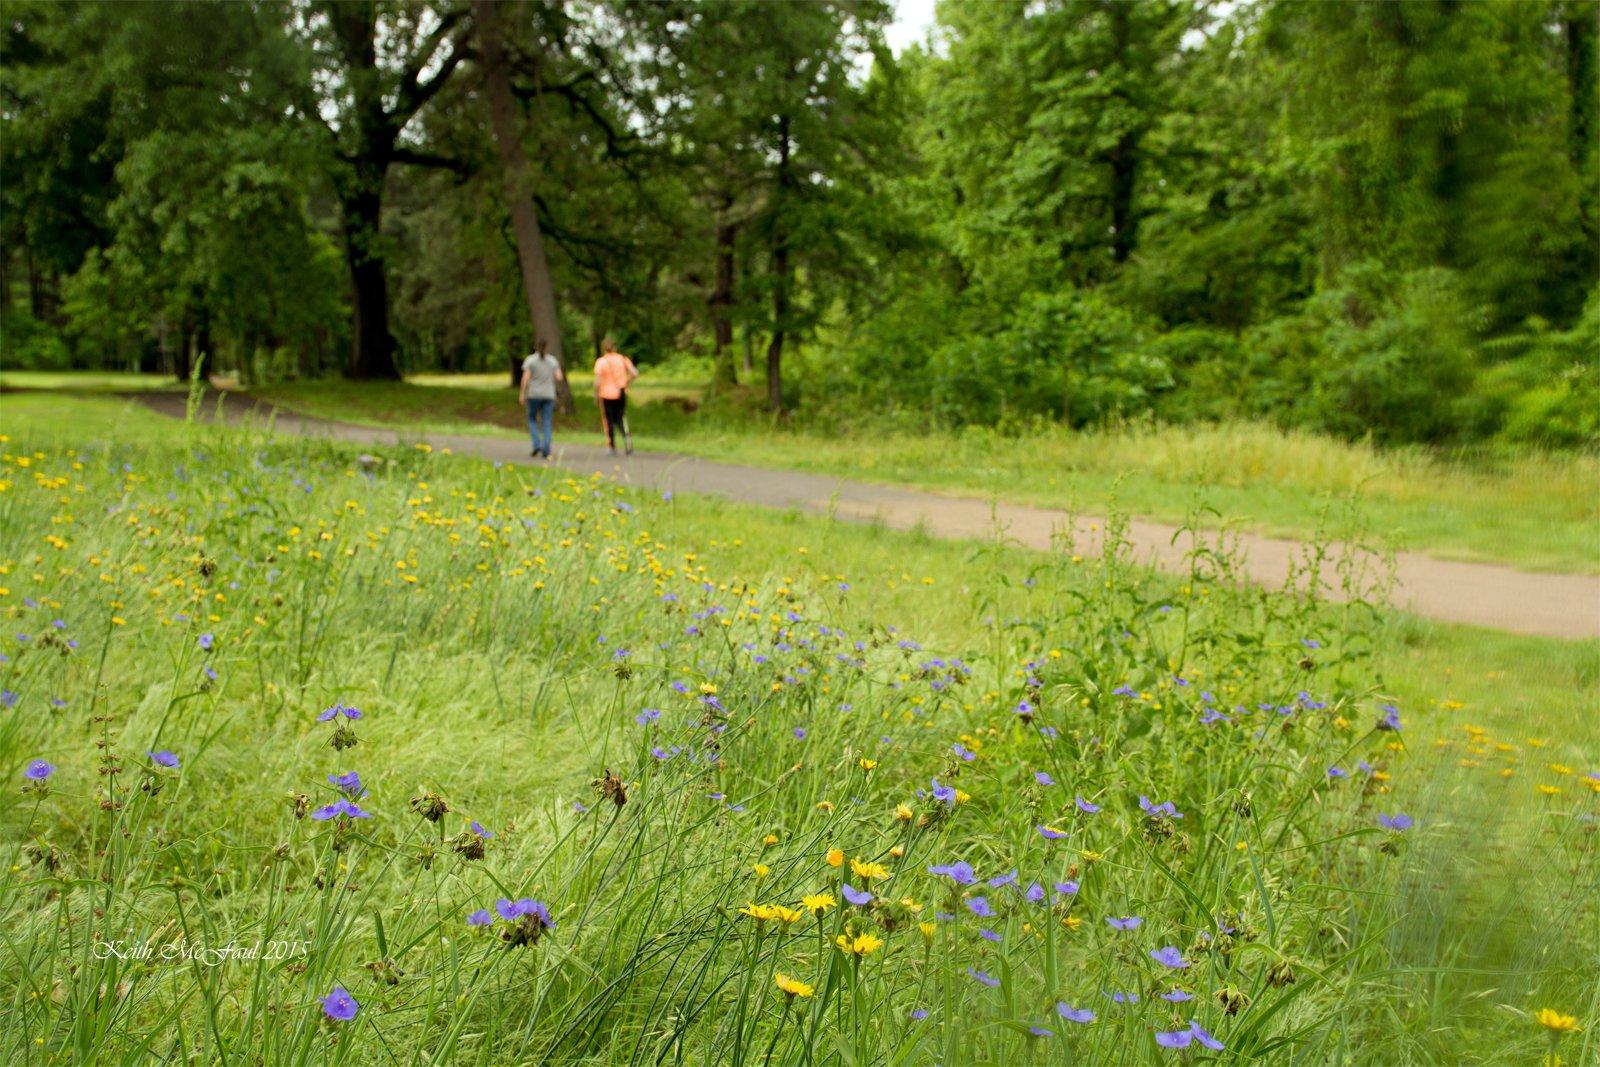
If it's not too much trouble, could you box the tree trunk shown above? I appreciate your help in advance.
[1105,3,1139,269]
[174,308,193,383]
[473,0,574,413]
[1567,4,1598,263]
[766,114,792,412]
[709,198,739,393]
[342,189,401,380]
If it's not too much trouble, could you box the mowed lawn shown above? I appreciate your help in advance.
[0,392,1594,1063]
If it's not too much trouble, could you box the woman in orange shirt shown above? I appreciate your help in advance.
[593,337,639,455]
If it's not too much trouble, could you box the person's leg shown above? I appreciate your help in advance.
[534,398,553,455]
[602,397,620,451]
[525,399,539,456]
[617,391,632,454]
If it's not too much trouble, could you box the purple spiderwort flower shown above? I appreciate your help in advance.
[1034,770,1055,786]
[310,799,371,821]
[928,860,975,885]
[470,820,493,838]
[1190,1022,1224,1050]
[1139,795,1184,819]
[1161,989,1195,1002]
[317,703,361,722]
[1378,704,1402,731]
[979,928,1002,942]
[1107,915,1142,930]
[842,883,872,906]
[1028,1025,1053,1037]
[1155,1029,1194,1049]
[988,870,1018,888]
[1327,766,1348,779]
[930,778,957,806]
[328,771,363,798]
[966,896,994,918]
[910,1008,929,1021]
[467,909,492,927]
[1107,990,1139,1003]
[148,750,180,768]
[1057,1003,1095,1023]
[1378,812,1413,832]
[197,633,214,651]
[1037,824,1069,840]
[967,966,1000,988]
[320,985,359,1021]
[24,759,55,781]
[1075,796,1101,814]
[1054,880,1079,897]
[1025,882,1046,903]
[1150,946,1188,968]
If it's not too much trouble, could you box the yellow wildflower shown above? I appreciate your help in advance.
[825,847,844,868]
[775,973,815,998]
[753,864,770,879]
[851,858,889,881]
[858,758,878,771]
[834,932,884,956]
[802,892,837,915]
[1535,1008,1580,1034]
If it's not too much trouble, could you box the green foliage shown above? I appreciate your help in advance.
[0,309,72,369]
[4,0,1595,443]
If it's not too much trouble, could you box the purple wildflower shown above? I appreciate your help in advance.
[23,759,55,781]
[1150,946,1188,968]
[1075,796,1101,814]
[1057,1003,1095,1023]
[1107,916,1142,930]
[967,967,1000,988]
[842,883,873,906]
[320,986,359,1022]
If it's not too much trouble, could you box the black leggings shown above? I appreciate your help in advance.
[602,392,629,448]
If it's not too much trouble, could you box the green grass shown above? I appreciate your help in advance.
[241,375,1599,574]
[0,369,187,393]
[0,395,1594,1064]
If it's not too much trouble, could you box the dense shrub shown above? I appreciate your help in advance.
[0,310,73,370]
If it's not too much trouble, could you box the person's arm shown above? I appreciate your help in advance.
[519,368,530,404]
[554,361,565,383]
[624,357,639,385]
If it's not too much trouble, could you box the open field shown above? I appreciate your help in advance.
[10,373,1593,573]
[0,394,1594,1064]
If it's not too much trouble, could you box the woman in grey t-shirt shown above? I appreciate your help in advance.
[519,340,564,458]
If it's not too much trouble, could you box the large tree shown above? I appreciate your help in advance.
[297,1,473,379]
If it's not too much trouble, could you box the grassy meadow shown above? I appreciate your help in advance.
[236,376,1599,574]
[0,393,1594,1064]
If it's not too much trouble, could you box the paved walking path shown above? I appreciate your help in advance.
[136,392,1600,640]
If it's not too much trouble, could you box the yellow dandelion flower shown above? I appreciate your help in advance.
[1061,915,1082,930]
[1538,785,1562,796]
[1535,1008,1580,1034]
[889,845,905,859]
[699,682,717,695]
[834,932,884,956]
[775,973,814,998]
[825,847,844,868]
[753,864,770,879]
[802,892,836,914]
[851,858,889,881]
[763,834,779,846]
[858,758,878,771]
[817,801,835,813]
[918,921,937,939]
[895,803,914,822]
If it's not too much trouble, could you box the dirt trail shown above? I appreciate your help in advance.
[133,391,1600,640]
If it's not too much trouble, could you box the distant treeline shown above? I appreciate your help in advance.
[3,1,1596,445]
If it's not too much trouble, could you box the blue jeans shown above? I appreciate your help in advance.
[525,397,554,454]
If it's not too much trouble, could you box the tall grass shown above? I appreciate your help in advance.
[0,407,1593,1064]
